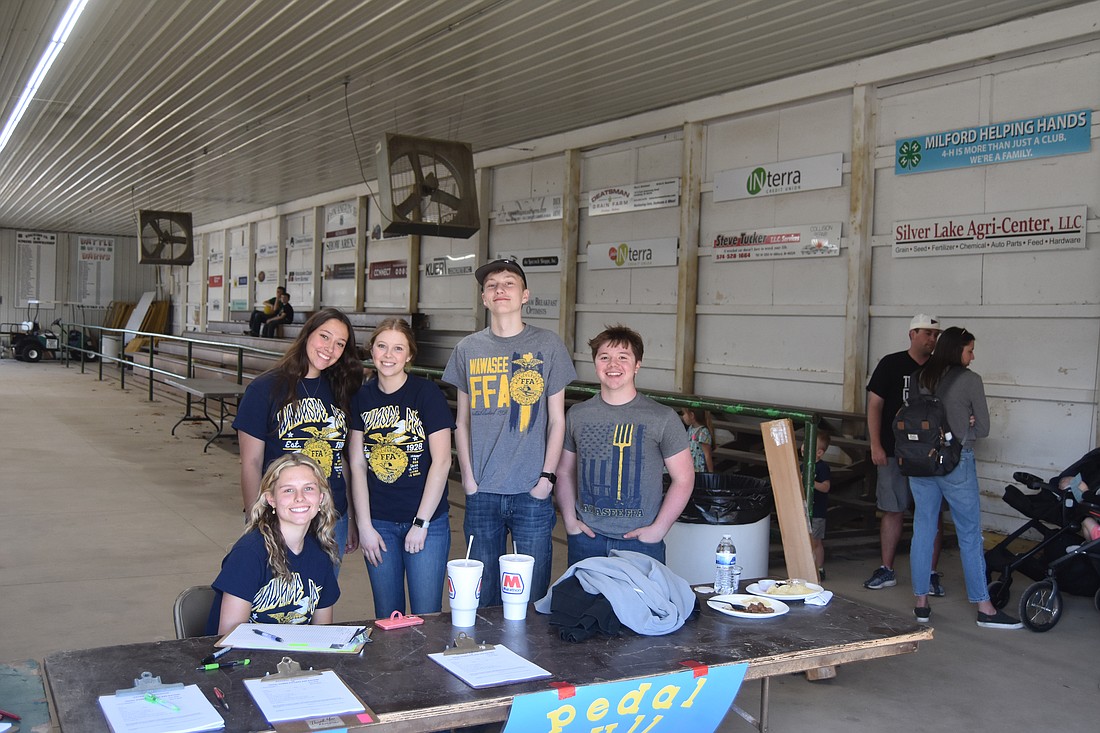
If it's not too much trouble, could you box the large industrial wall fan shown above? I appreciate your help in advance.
[375,133,480,239]
[138,209,195,265]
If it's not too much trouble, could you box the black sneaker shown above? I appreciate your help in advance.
[976,610,1023,629]
[914,606,932,623]
[864,566,897,589]
[929,572,946,597]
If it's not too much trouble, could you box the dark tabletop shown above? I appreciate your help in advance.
[44,589,929,732]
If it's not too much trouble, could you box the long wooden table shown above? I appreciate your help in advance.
[43,590,930,733]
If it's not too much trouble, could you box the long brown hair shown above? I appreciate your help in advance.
[269,307,363,413]
[245,453,340,581]
[919,326,975,392]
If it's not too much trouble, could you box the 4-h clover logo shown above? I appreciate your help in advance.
[898,140,922,170]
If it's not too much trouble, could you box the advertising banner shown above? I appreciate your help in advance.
[425,255,476,277]
[588,238,678,270]
[893,206,1086,258]
[895,109,1091,175]
[714,153,842,202]
[493,248,563,273]
[368,259,408,280]
[496,195,563,225]
[712,222,841,262]
[588,178,680,216]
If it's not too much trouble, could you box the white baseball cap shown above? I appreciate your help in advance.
[909,313,940,331]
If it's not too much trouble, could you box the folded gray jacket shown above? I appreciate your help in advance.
[534,550,696,635]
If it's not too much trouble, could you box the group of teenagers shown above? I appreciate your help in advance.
[207,258,713,635]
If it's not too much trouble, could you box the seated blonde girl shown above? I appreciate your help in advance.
[207,453,341,635]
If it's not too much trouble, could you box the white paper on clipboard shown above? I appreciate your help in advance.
[428,645,552,689]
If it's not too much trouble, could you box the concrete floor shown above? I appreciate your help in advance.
[1,358,1095,732]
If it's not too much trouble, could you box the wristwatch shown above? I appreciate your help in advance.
[412,516,430,529]
[539,471,557,485]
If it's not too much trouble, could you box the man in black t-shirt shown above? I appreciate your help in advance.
[261,291,293,338]
[248,285,286,336]
[864,314,944,592]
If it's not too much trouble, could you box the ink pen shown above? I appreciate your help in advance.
[253,628,284,642]
[144,692,180,712]
[213,687,230,712]
[197,659,251,671]
[200,646,232,666]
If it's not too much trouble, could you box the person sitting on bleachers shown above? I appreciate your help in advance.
[248,285,285,336]
[261,291,294,338]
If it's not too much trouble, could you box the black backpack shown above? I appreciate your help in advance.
[893,368,963,477]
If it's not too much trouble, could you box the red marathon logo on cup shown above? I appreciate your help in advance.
[502,572,525,595]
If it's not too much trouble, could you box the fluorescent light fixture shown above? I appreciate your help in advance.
[0,0,89,154]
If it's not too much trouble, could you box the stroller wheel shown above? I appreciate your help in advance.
[987,580,1011,610]
[1094,587,1100,613]
[1019,580,1062,632]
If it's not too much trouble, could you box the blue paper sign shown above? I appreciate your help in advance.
[502,663,748,733]
[895,109,1091,175]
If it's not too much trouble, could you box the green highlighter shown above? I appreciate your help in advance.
[197,659,251,671]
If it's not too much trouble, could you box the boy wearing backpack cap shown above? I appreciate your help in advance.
[443,258,577,607]
[864,313,946,592]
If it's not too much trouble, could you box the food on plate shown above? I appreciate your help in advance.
[742,601,775,614]
[769,580,817,596]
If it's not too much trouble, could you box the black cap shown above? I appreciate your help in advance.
[474,258,527,287]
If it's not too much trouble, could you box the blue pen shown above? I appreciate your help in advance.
[253,628,284,642]
[200,646,232,666]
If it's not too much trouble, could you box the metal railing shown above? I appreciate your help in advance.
[60,324,824,500]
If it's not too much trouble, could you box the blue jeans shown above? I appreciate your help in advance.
[333,513,349,578]
[464,491,556,608]
[364,518,451,617]
[910,449,988,602]
[567,532,665,566]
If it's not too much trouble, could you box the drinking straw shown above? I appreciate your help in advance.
[465,535,474,560]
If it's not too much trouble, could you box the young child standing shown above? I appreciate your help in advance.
[806,430,832,579]
[680,407,714,473]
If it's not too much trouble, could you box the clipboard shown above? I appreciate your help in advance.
[429,635,552,689]
[98,671,223,733]
[243,657,379,732]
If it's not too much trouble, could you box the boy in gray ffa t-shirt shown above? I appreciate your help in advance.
[443,259,576,607]
[555,325,694,566]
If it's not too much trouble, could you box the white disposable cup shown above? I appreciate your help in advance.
[498,553,535,620]
[447,559,484,627]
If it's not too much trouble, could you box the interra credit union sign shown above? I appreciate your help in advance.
[713,153,842,202]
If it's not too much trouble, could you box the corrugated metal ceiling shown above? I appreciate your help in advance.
[0,0,1089,236]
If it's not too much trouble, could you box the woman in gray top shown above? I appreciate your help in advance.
[909,327,1022,629]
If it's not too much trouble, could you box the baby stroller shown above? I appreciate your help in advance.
[983,448,1100,618]
[1018,533,1100,631]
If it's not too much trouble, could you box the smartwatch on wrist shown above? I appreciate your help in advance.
[539,471,557,485]
[412,516,430,529]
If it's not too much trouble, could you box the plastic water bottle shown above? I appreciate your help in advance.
[715,534,737,594]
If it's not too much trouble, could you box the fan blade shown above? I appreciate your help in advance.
[394,192,423,219]
[431,190,462,210]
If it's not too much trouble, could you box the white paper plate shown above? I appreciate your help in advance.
[745,580,825,601]
[707,594,789,619]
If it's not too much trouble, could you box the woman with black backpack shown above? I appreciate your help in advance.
[909,327,1022,629]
